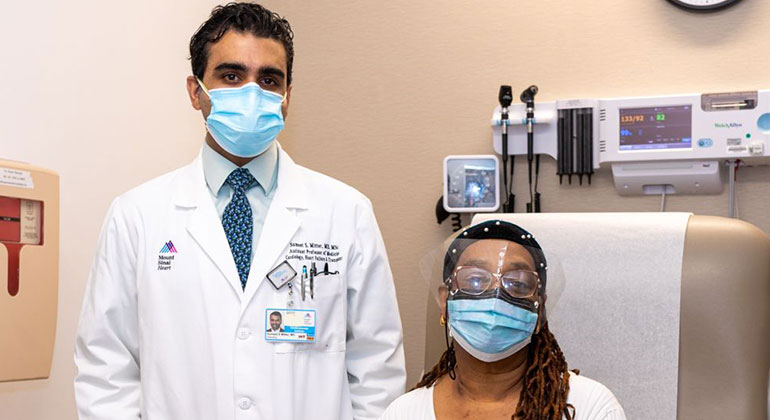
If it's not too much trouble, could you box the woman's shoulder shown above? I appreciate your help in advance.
[567,374,627,420]
[379,386,435,420]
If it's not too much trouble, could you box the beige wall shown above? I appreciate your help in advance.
[1,0,769,418]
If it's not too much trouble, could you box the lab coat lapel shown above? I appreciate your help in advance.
[176,155,243,297]
[242,146,309,308]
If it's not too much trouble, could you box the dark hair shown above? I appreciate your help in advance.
[189,2,294,85]
[269,311,282,319]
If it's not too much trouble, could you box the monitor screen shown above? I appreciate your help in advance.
[619,105,692,151]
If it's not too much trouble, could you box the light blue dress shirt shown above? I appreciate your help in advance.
[201,141,279,259]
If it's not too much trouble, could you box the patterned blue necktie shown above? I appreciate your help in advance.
[222,168,257,289]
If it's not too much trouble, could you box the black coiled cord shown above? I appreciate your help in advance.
[450,213,462,232]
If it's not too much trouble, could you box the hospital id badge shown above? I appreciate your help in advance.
[265,308,316,343]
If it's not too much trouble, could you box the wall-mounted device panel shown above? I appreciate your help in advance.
[612,160,722,196]
[491,103,559,161]
[0,159,59,382]
[598,91,770,164]
[490,88,770,196]
[443,155,499,213]
[491,100,602,172]
[555,99,600,184]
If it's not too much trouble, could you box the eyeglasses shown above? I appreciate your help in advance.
[448,266,540,299]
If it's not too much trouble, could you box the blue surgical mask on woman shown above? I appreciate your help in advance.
[448,295,538,362]
[198,79,285,158]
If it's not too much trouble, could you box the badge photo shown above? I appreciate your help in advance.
[264,308,316,343]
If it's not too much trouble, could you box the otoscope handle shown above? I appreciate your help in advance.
[527,131,534,162]
[521,85,538,164]
[499,84,513,160]
[501,108,509,163]
[525,103,535,163]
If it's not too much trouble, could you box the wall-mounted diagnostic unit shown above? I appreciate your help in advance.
[492,99,600,186]
[598,91,769,195]
[0,159,59,382]
[491,89,770,208]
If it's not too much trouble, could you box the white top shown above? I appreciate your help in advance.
[380,374,626,420]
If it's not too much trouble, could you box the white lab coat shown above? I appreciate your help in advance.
[74,146,406,420]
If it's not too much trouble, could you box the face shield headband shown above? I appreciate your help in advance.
[443,220,548,300]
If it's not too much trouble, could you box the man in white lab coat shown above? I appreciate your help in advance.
[74,3,406,419]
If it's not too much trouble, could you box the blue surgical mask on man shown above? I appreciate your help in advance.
[448,295,539,362]
[198,79,285,158]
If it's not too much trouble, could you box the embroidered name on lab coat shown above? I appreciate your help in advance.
[286,241,342,263]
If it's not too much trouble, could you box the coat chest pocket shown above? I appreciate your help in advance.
[274,274,346,354]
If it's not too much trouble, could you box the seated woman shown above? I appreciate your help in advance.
[381,220,626,420]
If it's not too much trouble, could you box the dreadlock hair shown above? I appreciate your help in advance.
[414,321,578,420]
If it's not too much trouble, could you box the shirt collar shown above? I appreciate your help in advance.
[201,141,279,196]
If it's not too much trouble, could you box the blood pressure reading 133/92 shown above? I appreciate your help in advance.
[619,105,692,151]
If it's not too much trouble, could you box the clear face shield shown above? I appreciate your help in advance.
[421,234,565,319]
[419,221,566,365]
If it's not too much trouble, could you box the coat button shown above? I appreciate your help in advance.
[237,328,251,340]
[238,398,251,410]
